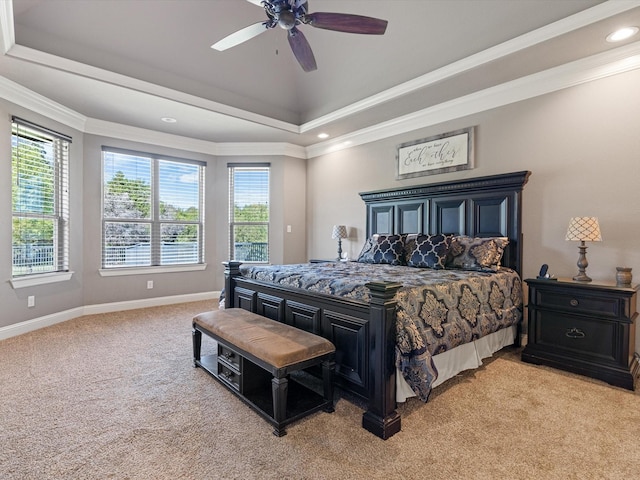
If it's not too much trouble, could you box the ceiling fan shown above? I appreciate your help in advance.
[211,0,388,72]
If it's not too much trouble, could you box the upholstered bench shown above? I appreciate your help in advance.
[192,308,335,436]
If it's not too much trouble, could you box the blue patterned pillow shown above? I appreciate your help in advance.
[356,234,405,265]
[404,234,452,269]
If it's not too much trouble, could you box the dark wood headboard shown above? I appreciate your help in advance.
[359,171,531,274]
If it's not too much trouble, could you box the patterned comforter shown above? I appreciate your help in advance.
[239,262,523,401]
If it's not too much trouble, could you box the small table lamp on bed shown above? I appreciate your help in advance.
[331,225,348,261]
[565,216,602,282]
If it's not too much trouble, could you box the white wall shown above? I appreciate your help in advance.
[306,68,640,352]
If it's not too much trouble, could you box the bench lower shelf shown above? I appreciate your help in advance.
[196,353,332,436]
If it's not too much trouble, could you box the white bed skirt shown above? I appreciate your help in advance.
[395,325,517,403]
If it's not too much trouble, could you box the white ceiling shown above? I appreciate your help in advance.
[1,0,640,156]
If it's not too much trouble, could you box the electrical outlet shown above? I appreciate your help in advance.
[147,280,153,289]
[287,225,292,233]
[28,295,35,308]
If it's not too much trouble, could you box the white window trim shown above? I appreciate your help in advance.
[101,146,205,269]
[10,271,74,289]
[98,263,207,277]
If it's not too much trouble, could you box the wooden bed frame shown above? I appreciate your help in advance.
[224,170,531,439]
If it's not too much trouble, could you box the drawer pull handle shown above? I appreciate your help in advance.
[570,299,579,307]
[565,327,585,339]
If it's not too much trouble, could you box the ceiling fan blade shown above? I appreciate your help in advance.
[288,27,317,72]
[306,12,387,35]
[245,0,264,6]
[211,22,269,51]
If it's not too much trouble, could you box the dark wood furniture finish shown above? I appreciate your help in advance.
[224,171,531,439]
[522,278,639,390]
[193,309,335,436]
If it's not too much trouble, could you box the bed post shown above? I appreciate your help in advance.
[362,281,402,440]
[223,261,242,309]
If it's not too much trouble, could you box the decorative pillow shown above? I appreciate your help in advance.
[356,234,405,266]
[404,233,451,269]
[446,236,509,271]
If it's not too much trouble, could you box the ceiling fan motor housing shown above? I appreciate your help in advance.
[277,10,296,30]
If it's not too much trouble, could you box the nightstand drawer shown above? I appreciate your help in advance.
[535,290,620,318]
[533,311,616,362]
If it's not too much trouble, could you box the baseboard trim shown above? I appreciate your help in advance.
[0,291,219,341]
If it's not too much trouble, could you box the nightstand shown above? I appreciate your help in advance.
[522,278,639,390]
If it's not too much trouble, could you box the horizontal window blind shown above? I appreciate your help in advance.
[102,148,204,268]
[228,164,270,263]
[11,118,70,277]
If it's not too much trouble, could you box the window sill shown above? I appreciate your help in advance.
[99,263,207,277]
[10,271,75,289]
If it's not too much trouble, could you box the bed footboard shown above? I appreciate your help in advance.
[223,261,403,440]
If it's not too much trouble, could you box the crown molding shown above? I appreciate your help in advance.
[305,40,640,158]
[7,44,301,135]
[0,0,13,55]
[2,1,640,160]
[215,142,307,158]
[300,0,640,132]
[0,75,87,130]
[4,38,640,161]
[84,118,217,155]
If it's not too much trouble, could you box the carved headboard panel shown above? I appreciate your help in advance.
[359,171,531,274]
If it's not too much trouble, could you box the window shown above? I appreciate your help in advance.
[11,117,70,277]
[228,164,270,263]
[102,147,204,268]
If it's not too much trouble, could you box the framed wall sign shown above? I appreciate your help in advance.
[396,127,475,179]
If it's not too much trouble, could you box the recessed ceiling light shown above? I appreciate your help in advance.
[317,133,329,139]
[606,26,639,43]
[161,117,177,123]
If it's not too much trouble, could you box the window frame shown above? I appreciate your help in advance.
[101,147,205,270]
[10,117,71,280]
[228,163,270,264]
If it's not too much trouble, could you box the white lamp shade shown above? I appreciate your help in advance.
[331,225,347,239]
[565,217,602,242]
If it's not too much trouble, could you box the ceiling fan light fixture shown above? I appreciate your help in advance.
[606,26,639,43]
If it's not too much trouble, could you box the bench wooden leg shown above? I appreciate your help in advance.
[192,325,202,367]
[322,359,335,413]
[271,376,288,437]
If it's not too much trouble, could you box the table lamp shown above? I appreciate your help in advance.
[331,225,347,261]
[565,217,602,282]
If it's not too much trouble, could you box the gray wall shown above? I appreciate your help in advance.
[2,66,639,356]
[306,68,640,352]
[1,109,307,328]
[0,101,85,326]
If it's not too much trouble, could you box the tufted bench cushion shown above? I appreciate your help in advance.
[193,308,335,370]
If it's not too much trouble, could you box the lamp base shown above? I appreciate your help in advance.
[572,273,592,282]
[573,242,592,282]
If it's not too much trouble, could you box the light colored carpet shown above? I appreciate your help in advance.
[1,300,638,479]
